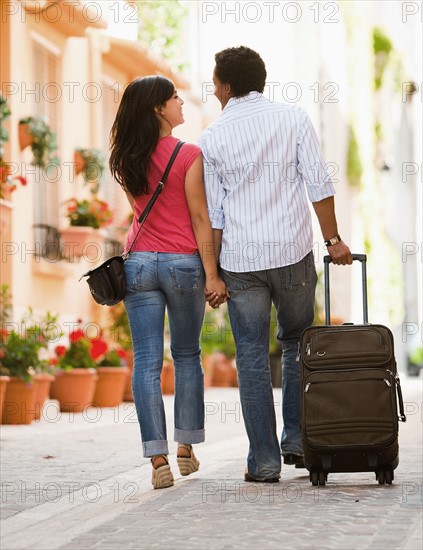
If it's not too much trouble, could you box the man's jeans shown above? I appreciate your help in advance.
[124,252,206,457]
[221,251,317,479]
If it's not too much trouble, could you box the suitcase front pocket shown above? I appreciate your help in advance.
[301,326,393,369]
[303,369,397,448]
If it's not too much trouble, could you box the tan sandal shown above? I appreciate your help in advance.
[151,455,174,489]
[177,444,200,476]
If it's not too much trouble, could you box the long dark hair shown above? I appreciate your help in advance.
[109,75,175,196]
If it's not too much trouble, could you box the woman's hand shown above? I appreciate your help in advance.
[205,276,230,309]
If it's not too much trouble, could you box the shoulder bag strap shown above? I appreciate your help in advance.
[124,140,184,257]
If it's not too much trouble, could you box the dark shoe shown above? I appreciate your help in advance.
[283,453,305,468]
[244,469,280,483]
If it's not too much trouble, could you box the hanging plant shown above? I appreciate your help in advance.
[18,115,60,168]
[74,147,105,193]
[0,96,27,199]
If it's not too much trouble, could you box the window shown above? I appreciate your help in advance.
[32,39,61,253]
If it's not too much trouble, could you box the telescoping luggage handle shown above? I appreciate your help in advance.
[324,254,368,325]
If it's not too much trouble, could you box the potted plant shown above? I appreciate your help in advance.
[74,148,106,193]
[18,115,59,168]
[109,303,133,401]
[0,292,58,424]
[92,347,129,407]
[201,307,237,387]
[0,364,10,423]
[1,96,27,200]
[61,196,113,259]
[49,324,98,413]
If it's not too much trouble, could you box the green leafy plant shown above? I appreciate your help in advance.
[19,115,59,168]
[0,95,11,152]
[201,307,236,358]
[75,147,106,193]
[54,323,126,370]
[0,96,27,199]
[347,125,363,188]
[373,27,393,90]
[56,339,97,371]
[109,303,132,350]
[64,196,113,229]
[97,350,123,367]
[0,289,60,381]
[137,0,188,72]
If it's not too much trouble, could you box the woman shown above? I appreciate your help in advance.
[110,76,228,490]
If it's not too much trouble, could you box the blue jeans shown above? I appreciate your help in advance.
[124,252,206,457]
[221,251,317,479]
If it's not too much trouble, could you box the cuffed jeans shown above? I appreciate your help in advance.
[124,252,206,457]
[221,251,317,479]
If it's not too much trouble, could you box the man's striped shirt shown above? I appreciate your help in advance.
[199,92,336,272]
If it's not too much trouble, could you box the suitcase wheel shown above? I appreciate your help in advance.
[310,471,328,486]
[376,468,394,485]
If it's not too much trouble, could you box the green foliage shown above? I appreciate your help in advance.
[19,116,59,168]
[65,197,113,229]
[347,125,363,188]
[0,289,61,380]
[409,346,423,367]
[57,339,96,371]
[75,147,106,193]
[0,95,11,154]
[137,0,188,72]
[0,331,46,381]
[373,27,393,90]
[201,306,236,358]
[109,303,132,350]
[97,350,122,367]
[0,284,12,324]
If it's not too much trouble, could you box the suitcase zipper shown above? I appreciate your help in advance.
[304,376,392,392]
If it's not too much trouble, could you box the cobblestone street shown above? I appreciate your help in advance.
[1,378,422,549]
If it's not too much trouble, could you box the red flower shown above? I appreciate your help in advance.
[69,328,84,342]
[116,348,127,360]
[49,357,58,365]
[54,345,67,357]
[90,338,108,360]
[15,176,27,186]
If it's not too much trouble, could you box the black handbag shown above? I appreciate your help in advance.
[79,140,184,306]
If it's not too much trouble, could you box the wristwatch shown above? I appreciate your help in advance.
[324,234,341,247]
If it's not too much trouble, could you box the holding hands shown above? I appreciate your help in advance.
[205,276,230,309]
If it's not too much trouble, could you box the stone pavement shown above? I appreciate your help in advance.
[0,377,422,550]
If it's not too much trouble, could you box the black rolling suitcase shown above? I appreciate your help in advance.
[300,254,406,486]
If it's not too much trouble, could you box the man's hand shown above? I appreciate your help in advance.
[327,240,352,265]
[205,288,230,309]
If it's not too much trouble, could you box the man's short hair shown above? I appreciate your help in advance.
[214,46,267,97]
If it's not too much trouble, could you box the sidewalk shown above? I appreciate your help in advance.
[1,376,422,550]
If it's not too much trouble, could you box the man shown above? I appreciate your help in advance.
[199,46,352,482]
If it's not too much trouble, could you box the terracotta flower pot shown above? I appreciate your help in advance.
[18,122,33,150]
[2,377,37,424]
[34,373,55,420]
[73,151,85,175]
[92,366,129,407]
[0,376,11,424]
[60,226,105,260]
[201,354,214,389]
[123,350,134,402]
[49,368,98,413]
[211,353,233,387]
[161,361,175,395]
